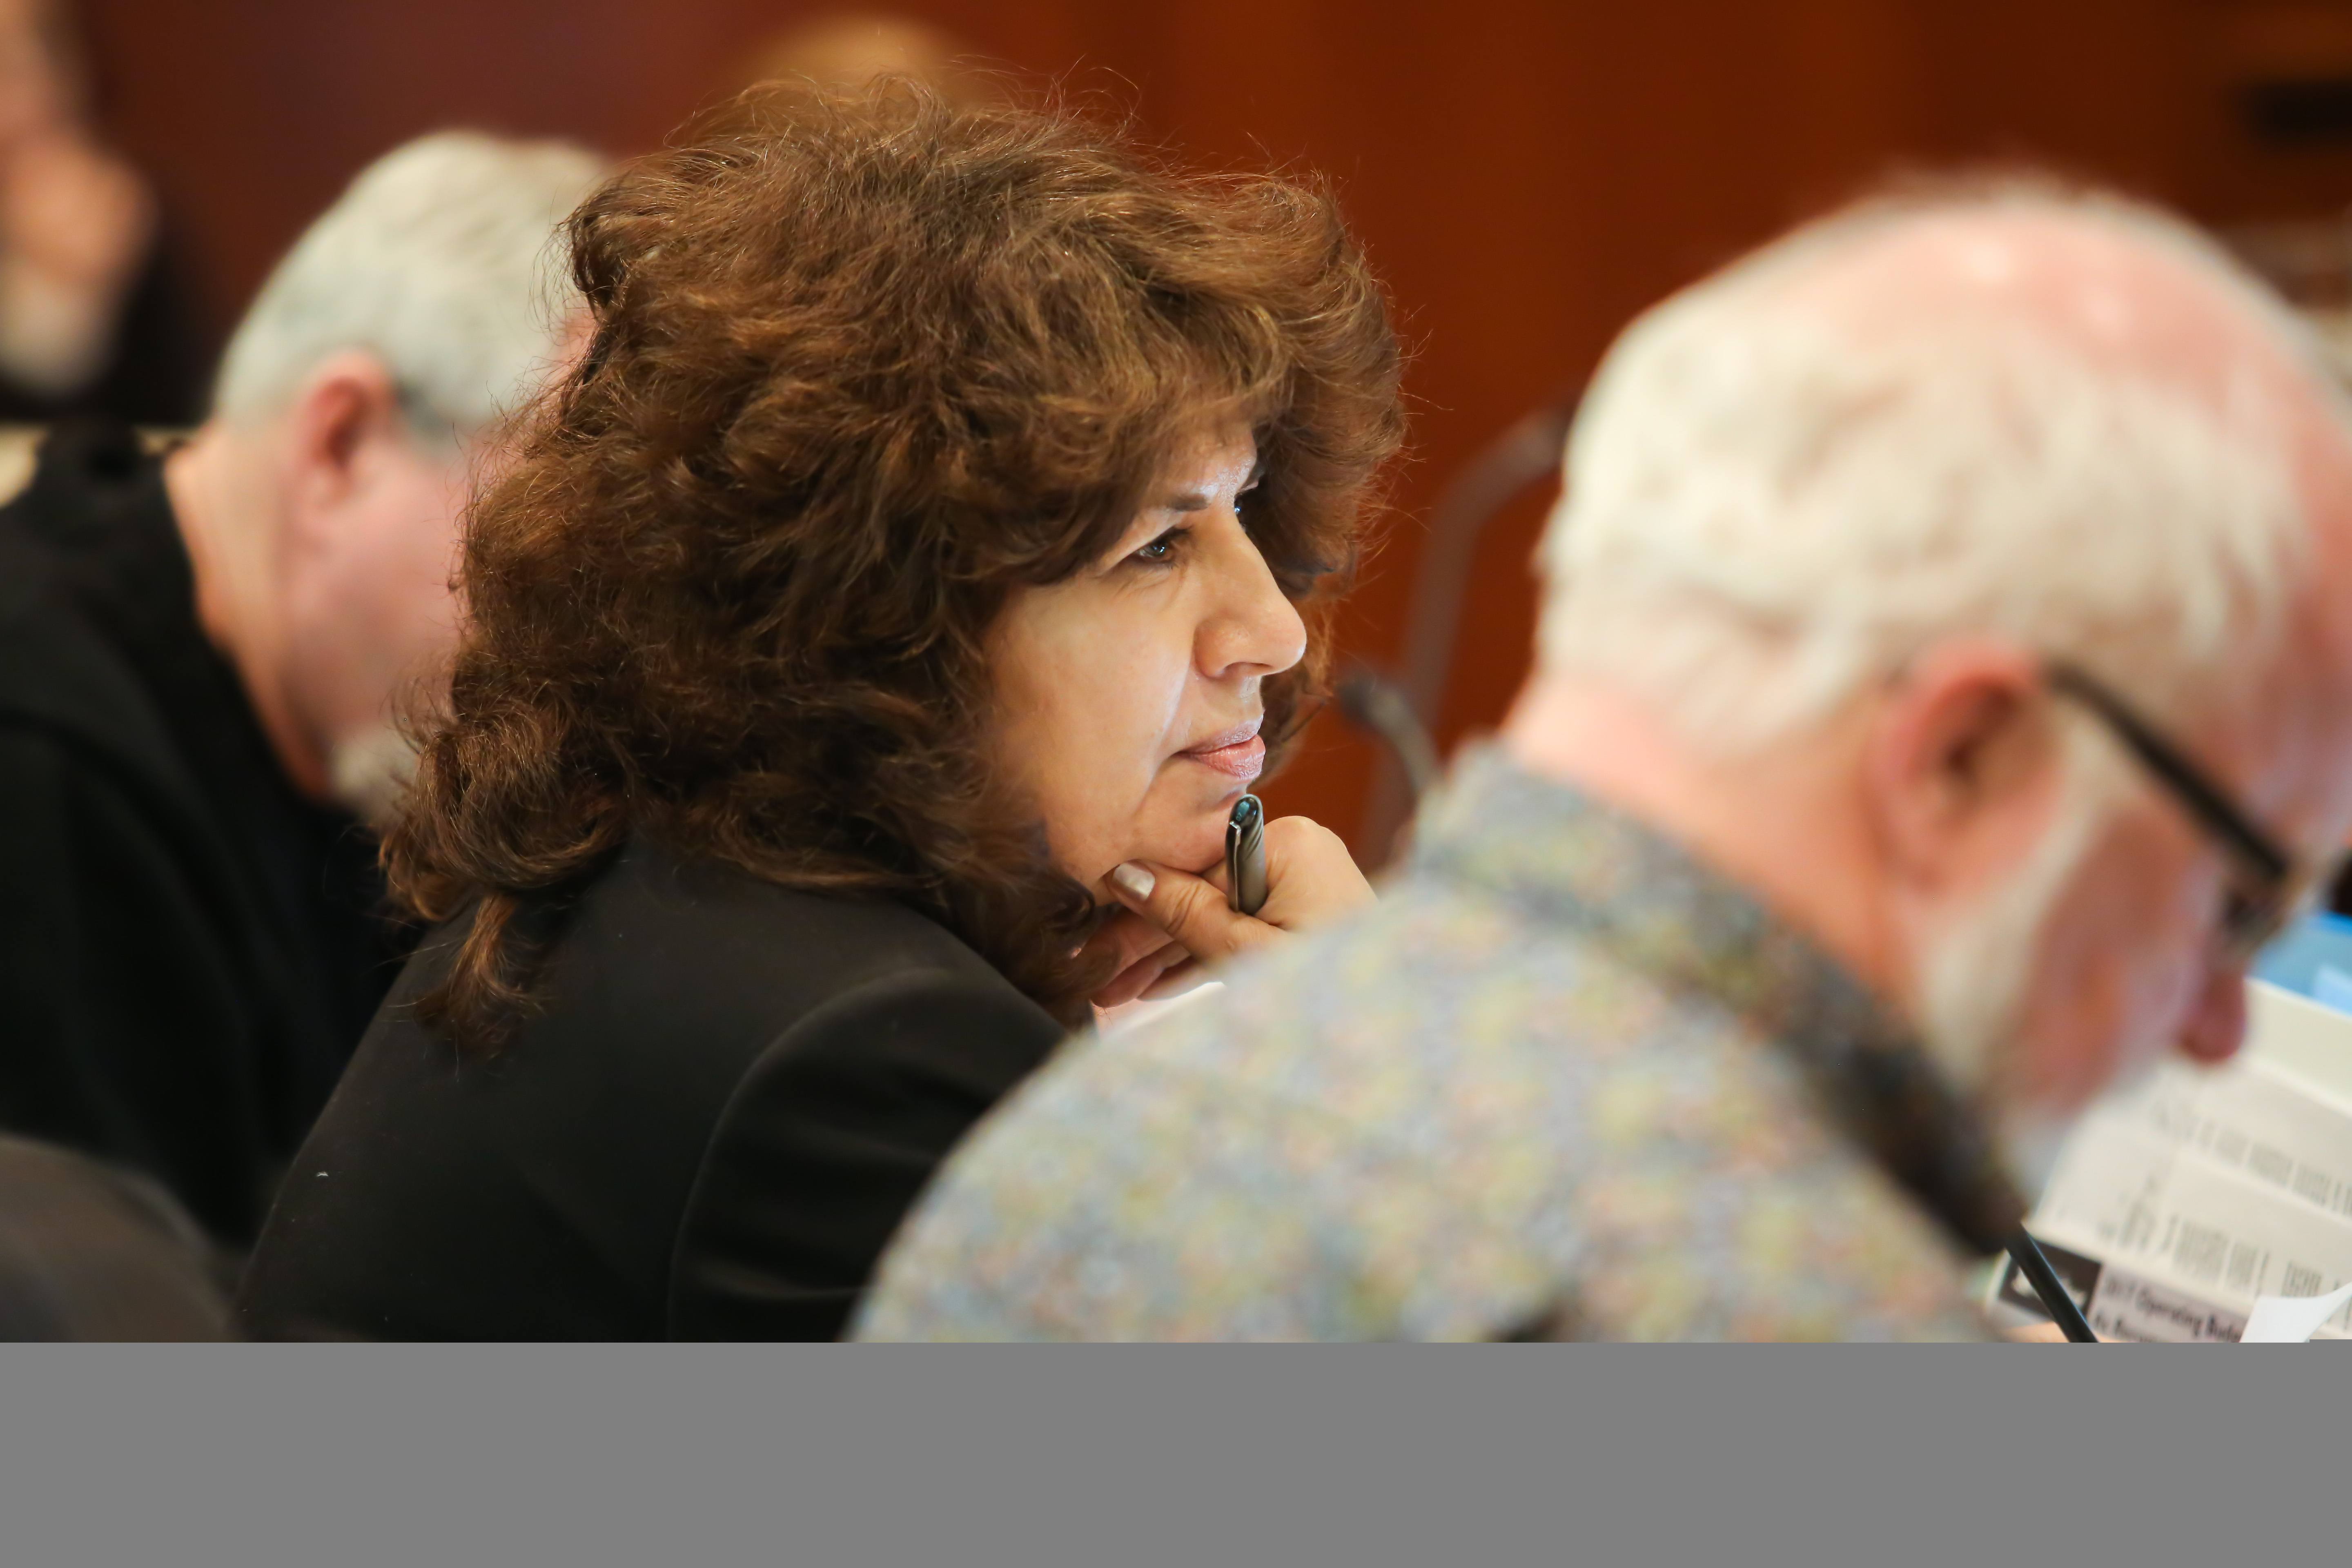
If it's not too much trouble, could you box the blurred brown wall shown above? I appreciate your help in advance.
[76,0,2352,855]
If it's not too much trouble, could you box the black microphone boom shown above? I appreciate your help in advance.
[1336,667,1441,803]
[1349,391,1579,858]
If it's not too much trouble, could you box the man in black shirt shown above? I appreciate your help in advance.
[0,131,603,1244]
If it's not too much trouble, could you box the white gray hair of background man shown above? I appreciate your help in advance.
[165,130,606,822]
[1512,180,2352,1174]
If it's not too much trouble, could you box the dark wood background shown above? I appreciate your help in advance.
[77,0,2352,857]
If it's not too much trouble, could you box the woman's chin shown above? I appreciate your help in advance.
[1128,813,1232,877]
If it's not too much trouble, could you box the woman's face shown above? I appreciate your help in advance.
[988,428,1307,887]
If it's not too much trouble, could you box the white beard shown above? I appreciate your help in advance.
[1986,1102,2076,1206]
[326,722,420,831]
[1914,744,2118,1200]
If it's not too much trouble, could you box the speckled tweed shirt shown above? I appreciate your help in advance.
[857,748,2025,1341]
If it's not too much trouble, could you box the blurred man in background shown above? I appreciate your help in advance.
[0,130,603,1245]
[0,0,207,425]
[731,11,998,105]
[861,184,2352,1341]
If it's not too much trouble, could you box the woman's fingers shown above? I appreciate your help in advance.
[1079,908,1187,1009]
[1082,906,1177,975]
[1253,816,1375,929]
[1099,813,1375,974]
[1091,942,1191,1009]
[1098,813,1374,988]
[1138,956,1211,1001]
[1103,860,1281,964]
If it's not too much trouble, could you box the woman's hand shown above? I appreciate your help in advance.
[1086,815,1373,1007]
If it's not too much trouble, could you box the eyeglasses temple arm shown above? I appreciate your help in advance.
[2045,664,2292,886]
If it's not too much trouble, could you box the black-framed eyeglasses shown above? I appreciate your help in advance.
[2046,662,2318,966]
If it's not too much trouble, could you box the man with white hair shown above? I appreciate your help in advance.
[858,183,2352,1341]
[0,131,603,1243]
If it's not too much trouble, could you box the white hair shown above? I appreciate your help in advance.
[1535,185,2341,750]
[212,130,606,440]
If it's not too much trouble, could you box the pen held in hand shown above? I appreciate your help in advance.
[1226,794,1268,917]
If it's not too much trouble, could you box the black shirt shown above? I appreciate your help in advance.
[0,419,406,1243]
[237,840,1067,1341]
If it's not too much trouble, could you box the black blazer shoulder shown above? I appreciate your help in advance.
[238,838,1067,1340]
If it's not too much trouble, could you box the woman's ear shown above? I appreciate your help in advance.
[1863,639,2061,897]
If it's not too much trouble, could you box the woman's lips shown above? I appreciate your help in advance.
[1183,735,1266,780]
[1178,721,1266,781]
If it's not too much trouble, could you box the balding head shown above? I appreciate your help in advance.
[1789,202,2304,386]
[1538,185,2352,746]
[1789,203,2352,595]
[1510,183,2352,1152]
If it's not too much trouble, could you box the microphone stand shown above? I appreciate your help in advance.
[1350,392,1579,860]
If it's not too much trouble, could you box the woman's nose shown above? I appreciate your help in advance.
[1199,527,1307,679]
[2177,961,2249,1065]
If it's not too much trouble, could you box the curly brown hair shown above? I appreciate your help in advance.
[386,82,1405,1046]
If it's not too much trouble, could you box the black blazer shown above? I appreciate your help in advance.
[236,840,1066,1340]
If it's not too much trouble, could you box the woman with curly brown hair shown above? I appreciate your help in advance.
[236,84,1403,1341]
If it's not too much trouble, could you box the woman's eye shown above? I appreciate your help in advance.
[1130,528,1185,566]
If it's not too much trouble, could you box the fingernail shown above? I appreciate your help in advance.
[1108,862,1155,901]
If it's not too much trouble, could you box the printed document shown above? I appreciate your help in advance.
[1990,981,2352,1342]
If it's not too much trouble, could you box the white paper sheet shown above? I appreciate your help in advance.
[2242,1280,2352,1343]
[1093,980,1226,1039]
